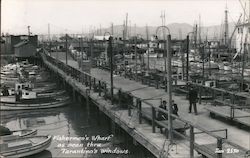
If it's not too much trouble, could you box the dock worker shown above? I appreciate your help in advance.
[188,86,198,115]
[157,100,168,121]
[15,87,22,102]
[171,100,179,117]
[157,100,168,133]
[2,85,9,96]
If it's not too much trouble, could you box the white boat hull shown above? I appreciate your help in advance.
[0,135,52,158]
[0,97,70,110]
[0,129,37,138]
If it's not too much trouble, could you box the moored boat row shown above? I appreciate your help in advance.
[1,60,70,157]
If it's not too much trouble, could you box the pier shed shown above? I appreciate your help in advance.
[14,41,36,58]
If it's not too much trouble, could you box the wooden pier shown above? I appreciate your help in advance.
[40,50,249,158]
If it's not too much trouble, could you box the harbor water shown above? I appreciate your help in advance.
[1,89,154,158]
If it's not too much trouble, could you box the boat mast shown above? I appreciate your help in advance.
[125,13,128,40]
[146,24,150,72]
[240,2,248,91]
[224,5,229,47]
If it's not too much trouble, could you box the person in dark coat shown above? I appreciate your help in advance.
[188,87,198,115]
[157,100,168,133]
[2,85,9,96]
[171,100,179,117]
[157,100,168,121]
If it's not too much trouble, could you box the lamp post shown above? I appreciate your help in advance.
[156,26,170,91]
[103,32,114,104]
[156,26,173,144]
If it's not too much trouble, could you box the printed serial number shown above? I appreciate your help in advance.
[215,148,239,154]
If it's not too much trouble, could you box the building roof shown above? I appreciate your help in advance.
[14,41,28,48]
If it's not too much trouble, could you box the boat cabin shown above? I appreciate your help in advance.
[21,90,37,99]
[205,81,216,88]
[15,83,34,91]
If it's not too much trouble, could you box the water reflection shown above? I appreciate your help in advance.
[1,101,154,158]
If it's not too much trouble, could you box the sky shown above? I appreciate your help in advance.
[1,0,244,35]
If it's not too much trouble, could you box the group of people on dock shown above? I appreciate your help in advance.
[157,85,198,121]
[156,86,198,133]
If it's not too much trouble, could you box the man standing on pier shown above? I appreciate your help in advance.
[188,87,198,115]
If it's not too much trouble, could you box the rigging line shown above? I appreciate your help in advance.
[238,0,249,21]
[228,11,237,26]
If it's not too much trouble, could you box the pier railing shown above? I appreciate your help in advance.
[41,50,248,158]
[94,58,250,105]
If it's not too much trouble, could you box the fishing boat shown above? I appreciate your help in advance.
[0,95,70,110]
[0,126,37,138]
[0,135,52,158]
[10,129,37,137]
[144,48,158,58]
[0,108,63,124]
[196,61,219,69]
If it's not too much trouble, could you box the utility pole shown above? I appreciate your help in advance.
[0,0,1,36]
[123,29,126,68]
[195,24,197,56]
[163,37,167,91]
[125,13,128,39]
[135,36,138,80]
[108,36,114,104]
[146,24,150,73]
[241,43,246,91]
[90,38,93,69]
[124,13,128,39]
[202,45,205,85]
[27,26,31,36]
[65,34,68,65]
[224,6,229,46]
[48,23,51,52]
[167,34,173,144]
[208,41,211,76]
[186,35,189,83]
[161,11,167,91]
[198,14,202,44]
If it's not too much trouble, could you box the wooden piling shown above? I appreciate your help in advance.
[152,107,156,133]
[138,99,142,124]
[190,126,194,158]
[217,138,222,158]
